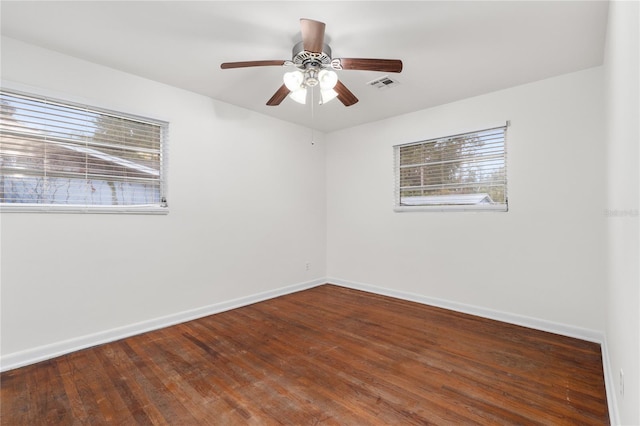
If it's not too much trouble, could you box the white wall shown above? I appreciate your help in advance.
[604,1,640,424]
[326,67,606,332]
[0,37,327,361]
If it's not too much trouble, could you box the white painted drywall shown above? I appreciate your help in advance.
[604,1,640,424]
[0,37,327,357]
[326,67,607,332]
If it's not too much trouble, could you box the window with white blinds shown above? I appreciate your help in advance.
[0,89,168,213]
[394,125,508,212]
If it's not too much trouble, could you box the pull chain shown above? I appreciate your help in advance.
[310,87,315,145]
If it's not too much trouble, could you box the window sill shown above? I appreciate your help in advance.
[394,204,508,213]
[0,204,169,215]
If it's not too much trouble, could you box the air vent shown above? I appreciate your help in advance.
[367,76,399,89]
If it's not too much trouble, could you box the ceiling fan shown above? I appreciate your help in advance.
[220,18,403,107]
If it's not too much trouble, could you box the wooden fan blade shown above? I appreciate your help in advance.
[334,80,359,107]
[300,18,325,54]
[333,58,403,73]
[266,84,291,106]
[221,60,286,69]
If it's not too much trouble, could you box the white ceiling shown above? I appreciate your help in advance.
[1,1,609,132]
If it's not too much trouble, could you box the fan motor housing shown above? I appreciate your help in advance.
[292,41,332,68]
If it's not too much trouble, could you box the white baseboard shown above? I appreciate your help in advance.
[600,336,621,426]
[327,277,618,425]
[0,278,325,373]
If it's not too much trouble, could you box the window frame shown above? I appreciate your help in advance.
[0,86,169,214]
[394,123,508,213]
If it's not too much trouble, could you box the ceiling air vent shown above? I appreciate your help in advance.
[367,75,400,89]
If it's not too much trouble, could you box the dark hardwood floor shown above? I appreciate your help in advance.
[0,284,609,425]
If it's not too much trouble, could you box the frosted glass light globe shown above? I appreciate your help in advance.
[283,71,304,91]
[318,70,338,90]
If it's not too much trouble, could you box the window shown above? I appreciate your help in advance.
[394,124,507,212]
[0,89,168,213]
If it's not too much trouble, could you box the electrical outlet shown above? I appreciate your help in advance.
[305,261,311,271]
[619,369,624,398]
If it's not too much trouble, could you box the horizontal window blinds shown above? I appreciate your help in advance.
[0,89,168,210]
[394,125,507,210]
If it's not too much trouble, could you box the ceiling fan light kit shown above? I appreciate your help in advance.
[220,18,403,108]
[283,68,338,105]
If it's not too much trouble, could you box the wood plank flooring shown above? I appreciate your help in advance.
[0,285,609,425]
